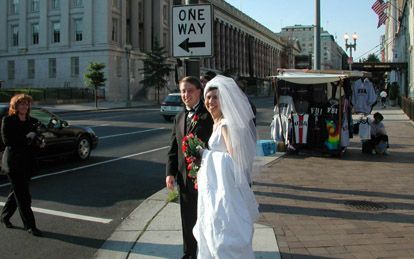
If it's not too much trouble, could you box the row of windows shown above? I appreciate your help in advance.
[7,57,80,79]
[8,0,83,15]
[7,57,138,80]
[10,19,82,46]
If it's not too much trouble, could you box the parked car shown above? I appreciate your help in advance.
[160,93,184,121]
[0,105,99,167]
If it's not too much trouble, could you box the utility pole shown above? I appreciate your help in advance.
[185,0,200,77]
[314,0,321,70]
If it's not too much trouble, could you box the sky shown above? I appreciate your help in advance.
[224,0,385,61]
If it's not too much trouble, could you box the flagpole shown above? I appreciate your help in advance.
[314,0,321,70]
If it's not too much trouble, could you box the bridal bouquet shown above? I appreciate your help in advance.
[182,133,205,189]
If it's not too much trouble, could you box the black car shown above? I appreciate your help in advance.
[0,105,99,165]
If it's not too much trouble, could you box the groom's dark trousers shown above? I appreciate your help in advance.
[166,105,213,258]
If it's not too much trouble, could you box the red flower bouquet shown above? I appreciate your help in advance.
[182,133,205,189]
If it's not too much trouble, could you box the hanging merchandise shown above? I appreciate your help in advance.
[294,86,310,114]
[358,118,371,140]
[324,98,340,151]
[273,70,371,157]
[341,98,351,147]
[291,113,309,144]
[308,103,327,149]
[352,78,377,114]
[275,95,296,116]
[312,84,328,103]
[270,114,289,143]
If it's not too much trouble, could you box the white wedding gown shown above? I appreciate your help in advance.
[193,120,259,259]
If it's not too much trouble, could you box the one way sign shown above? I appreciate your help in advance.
[172,4,213,58]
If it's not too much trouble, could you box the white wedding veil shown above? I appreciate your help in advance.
[204,75,257,186]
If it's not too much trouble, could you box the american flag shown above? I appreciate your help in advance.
[372,0,388,16]
[377,12,388,28]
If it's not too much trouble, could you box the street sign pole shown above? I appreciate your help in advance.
[185,0,200,78]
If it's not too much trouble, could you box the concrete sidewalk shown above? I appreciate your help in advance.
[95,155,283,259]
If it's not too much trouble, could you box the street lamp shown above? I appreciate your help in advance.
[125,45,132,107]
[344,32,357,71]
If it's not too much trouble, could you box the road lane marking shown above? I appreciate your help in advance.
[0,202,112,224]
[89,124,110,128]
[0,146,169,188]
[99,127,166,139]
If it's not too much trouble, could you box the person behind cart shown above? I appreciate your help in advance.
[363,112,389,155]
[380,90,387,108]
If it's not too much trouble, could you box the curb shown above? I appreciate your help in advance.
[94,189,169,259]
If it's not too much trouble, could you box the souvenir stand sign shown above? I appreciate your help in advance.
[270,69,358,156]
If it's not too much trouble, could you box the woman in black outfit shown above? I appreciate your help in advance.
[0,94,43,236]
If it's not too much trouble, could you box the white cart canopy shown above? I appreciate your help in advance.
[275,72,347,85]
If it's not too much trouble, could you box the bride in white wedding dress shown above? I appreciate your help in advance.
[193,75,259,259]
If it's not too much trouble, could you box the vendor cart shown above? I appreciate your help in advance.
[270,69,370,156]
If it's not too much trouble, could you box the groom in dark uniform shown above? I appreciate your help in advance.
[166,76,213,259]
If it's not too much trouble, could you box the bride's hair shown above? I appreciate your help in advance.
[204,75,256,185]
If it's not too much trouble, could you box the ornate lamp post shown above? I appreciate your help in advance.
[344,32,357,71]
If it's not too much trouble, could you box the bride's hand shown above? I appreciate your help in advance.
[196,145,204,157]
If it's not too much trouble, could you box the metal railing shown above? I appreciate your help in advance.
[401,96,414,121]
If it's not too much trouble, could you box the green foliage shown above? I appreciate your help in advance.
[84,62,106,90]
[389,82,400,100]
[84,62,106,109]
[364,54,381,63]
[140,38,172,103]
[166,189,179,203]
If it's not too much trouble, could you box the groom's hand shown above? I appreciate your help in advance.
[166,176,175,191]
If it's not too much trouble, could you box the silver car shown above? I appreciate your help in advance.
[160,93,184,121]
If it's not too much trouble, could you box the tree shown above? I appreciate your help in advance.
[364,53,381,63]
[140,39,172,103]
[84,62,106,109]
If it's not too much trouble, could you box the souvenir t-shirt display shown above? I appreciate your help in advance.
[275,95,296,116]
[307,103,327,148]
[270,114,289,143]
[291,113,309,145]
[341,98,351,147]
[352,78,377,114]
[312,84,328,103]
[359,118,371,140]
[294,87,310,114]
[324,98,340,151]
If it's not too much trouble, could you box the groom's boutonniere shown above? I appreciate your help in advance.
[182,132,205,190]
[190,114,199,128]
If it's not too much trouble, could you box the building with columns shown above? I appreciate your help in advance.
[195,0,297,82]
[0,0,296,101]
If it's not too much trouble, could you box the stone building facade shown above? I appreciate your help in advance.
[0,0,296,101]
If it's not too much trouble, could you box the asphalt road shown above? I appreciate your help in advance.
[0,97,274,258]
